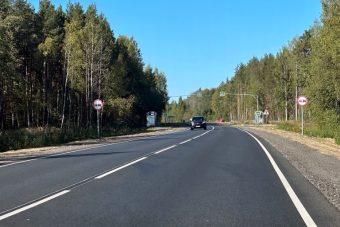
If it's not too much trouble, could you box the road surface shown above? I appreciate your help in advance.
[0,125,339,226]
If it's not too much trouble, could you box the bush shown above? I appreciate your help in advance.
[275,121,340,145]
[335,130,340,145]
[0,127,147,153]
[275,121,300,133]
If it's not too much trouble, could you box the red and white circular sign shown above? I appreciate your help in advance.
[297,96,308,106]
[93,99,104,110]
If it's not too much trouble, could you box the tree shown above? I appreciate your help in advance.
[38,0,65,126]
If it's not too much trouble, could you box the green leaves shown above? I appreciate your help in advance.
[1,1,168,130]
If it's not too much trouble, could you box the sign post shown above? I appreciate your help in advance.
[297,96,308,135]
[93,99,104,138]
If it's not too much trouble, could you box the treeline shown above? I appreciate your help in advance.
[167,0,339,135]
[0,0,168,131]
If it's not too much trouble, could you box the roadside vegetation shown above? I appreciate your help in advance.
[0,1,168,151]
[166,0,339,144]
[0,127,147,152]
[276,121,340,145]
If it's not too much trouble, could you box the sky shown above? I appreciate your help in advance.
[29,0,322,101]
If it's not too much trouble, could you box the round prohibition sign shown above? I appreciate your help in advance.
[93,99,104,110]
[297,96,308,106]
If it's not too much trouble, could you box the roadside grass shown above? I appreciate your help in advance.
[275,121,340,145]
[0,127,146,153]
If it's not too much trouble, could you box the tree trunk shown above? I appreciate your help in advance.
[26,65,30,127]
[61,53,69,129]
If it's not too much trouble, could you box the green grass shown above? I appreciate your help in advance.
[275,121,301,133]
[0,127,146,153]
[275,121,340,145]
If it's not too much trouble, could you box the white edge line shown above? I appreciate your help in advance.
[241,129,317,227]
[0,129,184,169]
[0,190,70,221]
[0,127,216,220]
[154,145,177,154]
[0,139,136,168]
[95,157,147,179]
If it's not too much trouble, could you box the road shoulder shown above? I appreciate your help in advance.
[0,127,187,166]
[241,126,340,212]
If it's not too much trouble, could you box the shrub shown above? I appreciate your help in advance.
[275,121,300,133]
[0,127,147,153]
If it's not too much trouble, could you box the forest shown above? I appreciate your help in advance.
[166,0,339,143]
[0,0,168,130]
[0,0,168,151]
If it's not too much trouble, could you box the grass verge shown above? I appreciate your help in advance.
[0,127,146,153]
[275,121,340,145]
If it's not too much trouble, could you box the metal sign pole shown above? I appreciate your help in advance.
[93,99,103,139]
[297,96,308,136]
[97,110,100,138]
[301,106,304,135]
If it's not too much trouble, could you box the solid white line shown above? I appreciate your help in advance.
[242,130,317,227]
[0,129,186,169]
[154,145,177,154]
[0,158,40,168]
[95,157,147,179]
[179,139,192,145]
[193,135,201,139]
[0,190,70,221]
[0,139,137,169]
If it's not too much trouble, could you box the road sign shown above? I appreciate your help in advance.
[297,96,308,106]
[93,99,104,138]
[93,99,103,110]
[254,111,263,125]
[146,111,157,127]
[297,96,308,135]
[263,109,269,115]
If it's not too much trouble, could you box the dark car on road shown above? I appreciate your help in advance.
[190,116,207,130]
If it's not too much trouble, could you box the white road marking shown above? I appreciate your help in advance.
[0,190,70,221]
[0,129,186,169]
[95,157,147,179]
[0,126,216,221]
[154,145,177,154]
[179,139,192,144]
[0,139,138,169]
[242,130,317,227]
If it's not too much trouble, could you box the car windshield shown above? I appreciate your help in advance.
[192,117,204,121]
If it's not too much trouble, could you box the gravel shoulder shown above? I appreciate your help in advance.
[0,127,187,166]
[241,125,340,212]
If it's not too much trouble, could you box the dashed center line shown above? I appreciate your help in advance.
[154,145,177,154]
[0,126,215,221]
[0,190,70,221]
[95,157,148,179]
[179,139,192,144]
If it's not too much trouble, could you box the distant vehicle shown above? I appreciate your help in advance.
[190,116,207,130]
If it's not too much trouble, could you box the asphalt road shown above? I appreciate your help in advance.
[0,125,339,226]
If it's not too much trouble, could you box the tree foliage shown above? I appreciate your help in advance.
[0,1,168,131]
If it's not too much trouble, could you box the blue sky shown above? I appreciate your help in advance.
[29,0,322,100]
